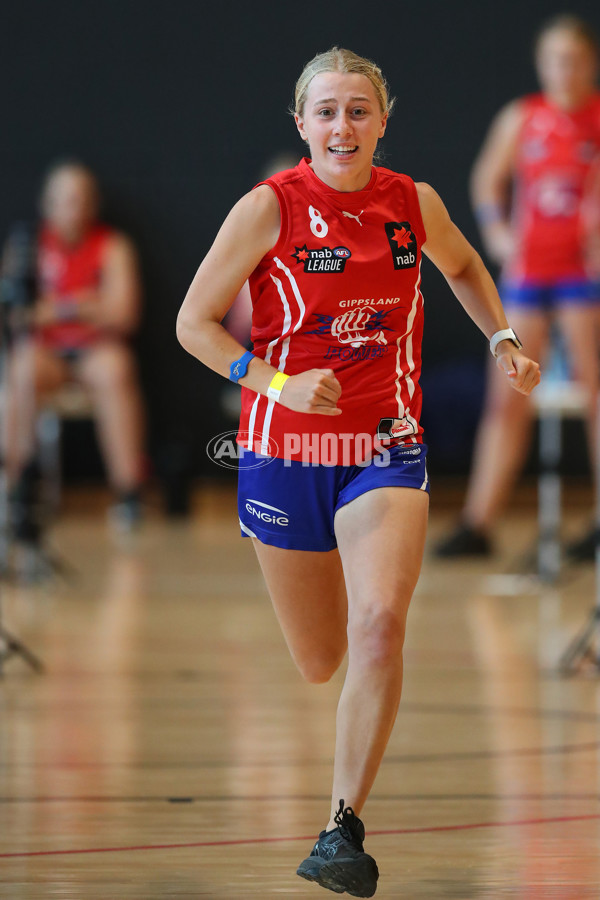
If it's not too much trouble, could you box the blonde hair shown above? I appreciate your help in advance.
[293,47,394,118]
[535,14,600,59]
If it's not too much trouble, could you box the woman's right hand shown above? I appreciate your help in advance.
[482,221,515,267]
[33,295,61,327]
[279,368,342,416]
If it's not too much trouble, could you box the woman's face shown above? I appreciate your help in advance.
[42,168,98,240]
[295,71,388,191]
[536,29,598,102]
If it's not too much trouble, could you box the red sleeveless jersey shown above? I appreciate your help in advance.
[508,92,600,280]
[238,158,426,465]
[37,223,113,350]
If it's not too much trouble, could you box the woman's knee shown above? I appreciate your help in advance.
[484,384,532,421]
[83,343,136,392]
[348,605,407,667]
[570,368,599,400]
[9,343,64,395]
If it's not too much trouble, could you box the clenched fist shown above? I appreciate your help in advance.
[496,344,541,395]
[279,368,342,415]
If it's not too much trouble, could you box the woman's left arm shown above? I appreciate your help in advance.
[417,181,540,395]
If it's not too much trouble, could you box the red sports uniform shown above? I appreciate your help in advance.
[508,92,600,281]
[37,223,114,352]
[238,158,426,465]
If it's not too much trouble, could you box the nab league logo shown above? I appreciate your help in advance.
[306,308,393,348]
[384,222,417,270]
[292,245,351,273]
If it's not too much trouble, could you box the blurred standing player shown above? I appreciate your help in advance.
[2,160,146,542]
[438,15,600,559]
[178,47,539,895]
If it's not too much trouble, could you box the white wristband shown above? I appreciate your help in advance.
[490,328,522,358]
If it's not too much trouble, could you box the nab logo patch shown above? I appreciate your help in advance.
[292,245,351,273]
[384,222,417,270]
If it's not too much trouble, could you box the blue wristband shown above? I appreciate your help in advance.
[229,350,255,383]
[474,203,503,226]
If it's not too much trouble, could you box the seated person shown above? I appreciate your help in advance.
[2,159,146,540]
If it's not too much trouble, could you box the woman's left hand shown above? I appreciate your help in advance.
[496,346,541,395]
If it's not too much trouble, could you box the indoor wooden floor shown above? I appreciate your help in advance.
[1,483,600,899]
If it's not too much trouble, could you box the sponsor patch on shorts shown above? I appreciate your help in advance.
[376,417,418,441]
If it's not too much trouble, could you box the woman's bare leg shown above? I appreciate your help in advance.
[3,341,68,482]
[463,310,549,532]
[251,541,347,684]
[77,341,145,492]
[325,486,428,829]
[253,487,428,830]
[555,303,600,474]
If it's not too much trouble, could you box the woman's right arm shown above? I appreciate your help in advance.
[470,100,523,267]
[176,186,341,415]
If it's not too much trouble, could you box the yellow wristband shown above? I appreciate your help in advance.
[267,371,289,402]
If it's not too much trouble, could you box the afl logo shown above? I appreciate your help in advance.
[333,246,351,259]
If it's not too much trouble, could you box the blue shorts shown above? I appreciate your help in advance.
[500,276,600,311]
[238,443,429,552]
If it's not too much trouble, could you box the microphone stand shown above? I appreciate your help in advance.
[0,222,44,674]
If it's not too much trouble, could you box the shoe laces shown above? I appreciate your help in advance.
[333,799,363,847]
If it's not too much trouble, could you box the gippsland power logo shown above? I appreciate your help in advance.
[206,431,278,469]
[306,308,393,349]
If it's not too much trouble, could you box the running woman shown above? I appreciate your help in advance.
[177,48,540,897]
[438,15,600,560]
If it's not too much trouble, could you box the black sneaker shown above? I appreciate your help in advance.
[297,799,379,897]
[566,526,600,563]
[435,523,491,558]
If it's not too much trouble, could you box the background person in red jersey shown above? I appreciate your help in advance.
[438,15,600,560]
[2,160,146,541]
[178,47,539,896]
